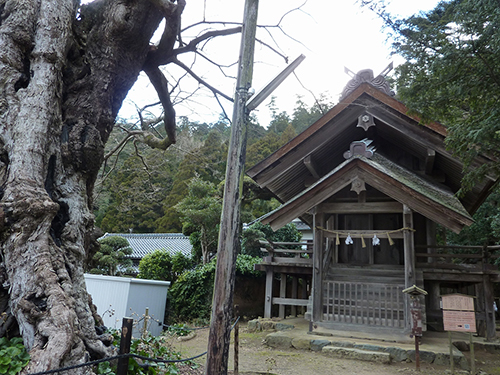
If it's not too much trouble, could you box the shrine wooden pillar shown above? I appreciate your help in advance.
[291,276,298,317]
[483,274,496,341]
[480,246,497,341]
[403,205,415,331]
[264,266,273,319]
[312,207,325,322]
[279,273,286,319]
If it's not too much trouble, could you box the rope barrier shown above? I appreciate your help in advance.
[316,226,416,235]
[26,351,208,375]
[26,316,241,375]
[26,354,129,375]
[150,316,210,331]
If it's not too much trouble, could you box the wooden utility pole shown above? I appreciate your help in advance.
[204,0,259,374]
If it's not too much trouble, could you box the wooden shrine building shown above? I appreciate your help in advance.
[247,67,500,339]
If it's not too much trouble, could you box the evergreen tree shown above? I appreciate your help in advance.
[380,0,500,191]
[89,236,133,276]
[175,178,222,264]
[156,130,228,232]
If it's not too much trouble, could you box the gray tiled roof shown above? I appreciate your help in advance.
[292,218,311,231]
[100,233,192,259]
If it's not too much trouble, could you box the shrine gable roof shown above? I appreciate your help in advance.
[247,82,497,215]
[261,152,474,233]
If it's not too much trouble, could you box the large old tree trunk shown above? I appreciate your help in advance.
[0,0,182,373]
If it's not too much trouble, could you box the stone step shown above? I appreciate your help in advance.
[264,331,470,370]
[322,345,391,364]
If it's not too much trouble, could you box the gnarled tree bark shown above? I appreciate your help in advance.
[0,0,181,373]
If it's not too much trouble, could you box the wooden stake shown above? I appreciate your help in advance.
[205,1,259,374]
[415,335,420,371]
[470,332,475,375]
[449,331,454,374]
[142,307,149,338]
[234,317,239,375]
[117,317,133,375]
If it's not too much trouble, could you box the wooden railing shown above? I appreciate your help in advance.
[415,245,500,271]
[259,240,313,266]
[323,281,405,328]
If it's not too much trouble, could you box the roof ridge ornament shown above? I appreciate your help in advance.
[357,112,376,131]
[340,62,394,101]
[343,139,375,159]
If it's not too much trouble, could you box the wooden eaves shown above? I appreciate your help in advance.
[261,153,473,234]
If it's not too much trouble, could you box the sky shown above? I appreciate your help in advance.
[118,0,441,128]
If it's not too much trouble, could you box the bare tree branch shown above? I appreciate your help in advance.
[255,38,289,63]
[133,139,152,177]
[292,71,328,115]
[173,58,234,102]
[181,20,242,33]
[172,26,242,59]
[195,51,238,77]
[214,94,232,124]
[144,66,176,144]
[103,133,135,161]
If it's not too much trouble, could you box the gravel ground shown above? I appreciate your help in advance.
[167,324,500,375]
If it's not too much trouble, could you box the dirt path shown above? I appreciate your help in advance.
[166,324,500,375]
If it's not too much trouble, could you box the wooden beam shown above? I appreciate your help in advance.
[246,54,305,111]
[312,210,324,322]
[255,264,313,275]
[425,148,436,175]
[421,271,484,282]
[266,166,357,230]
[304,155,320,179]
[272,297,309,306]
[251,108,361,187]
[426,218,437,264]
[403,205,415,333]
[323,215,335,270]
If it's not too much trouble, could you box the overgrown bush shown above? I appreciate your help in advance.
[241,222,302,257]
[168,254,262,322]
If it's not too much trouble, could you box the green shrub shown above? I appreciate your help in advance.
[168,254,262,322]
[138,250,193,283]
[138,250,173,282]
[169,259,216,322]
[0,337,30,375]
